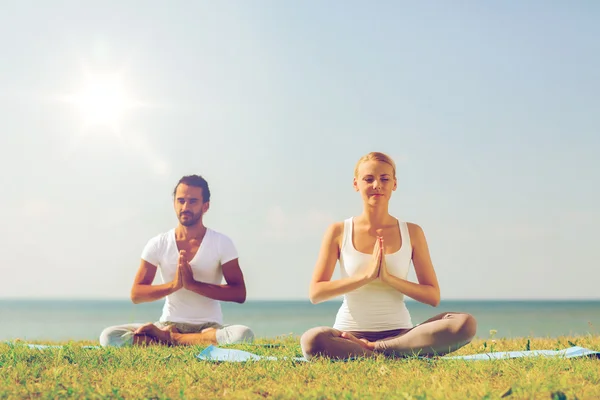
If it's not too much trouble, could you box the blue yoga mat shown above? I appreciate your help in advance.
[196,345,600,362]
[3,342,101,350]
[197,345,308,362]
[445,346,600,360]
[5,342,598,361]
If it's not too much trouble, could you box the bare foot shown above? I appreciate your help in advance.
[163,324,187,345]
[134,323,173,344]
[158,324,178,333]
[340,332,375,351]
[133,323,154,335]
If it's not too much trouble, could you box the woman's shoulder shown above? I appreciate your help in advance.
[324,220,346,238]
[404,222,426,242]
[391,217,420,230]
[321,221,348,252]
[404,221,421,230]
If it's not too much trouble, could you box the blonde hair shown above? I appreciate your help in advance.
[354,152,396,178]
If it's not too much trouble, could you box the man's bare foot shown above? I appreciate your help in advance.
[163,325,181,345]
[134,323,173,345]
[340,332,375,351]
[167,326,218,346]
[164,324,180,334]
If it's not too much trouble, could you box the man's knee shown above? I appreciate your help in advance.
[300,326,332,359]
[234,326,255,343]
[99,325,135,348]
[217,325,255,344]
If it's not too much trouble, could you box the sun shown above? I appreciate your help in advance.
[56,66,170,176]
[64,71,141,131]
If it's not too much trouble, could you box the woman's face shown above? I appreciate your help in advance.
[353,160,397,204]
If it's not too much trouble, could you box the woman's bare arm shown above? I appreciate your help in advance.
[308,222,380,304]
[380,223,440,306]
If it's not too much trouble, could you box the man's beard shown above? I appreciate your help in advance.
[180,211,202,227]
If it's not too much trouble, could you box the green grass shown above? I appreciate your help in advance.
[1,336,599,399]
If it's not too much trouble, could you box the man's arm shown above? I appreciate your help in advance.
[130,259,182,304]
[182,257,247,303]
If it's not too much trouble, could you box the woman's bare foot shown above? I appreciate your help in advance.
[340,332,376,351]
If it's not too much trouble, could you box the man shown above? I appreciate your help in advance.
[99,175,254,347]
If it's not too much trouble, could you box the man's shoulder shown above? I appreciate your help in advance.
[141,229,174,261]
[207,228,234,244]
[145,229,174,247]
[206,228,238,263]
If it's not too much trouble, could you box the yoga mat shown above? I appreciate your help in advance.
[196,345,599,362]
[3,342,278,351]
[445,346,600,360]
[197,345,308,362]
[3,342,101,350]
[7,342,598,361]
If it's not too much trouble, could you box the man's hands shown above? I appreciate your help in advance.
[171,250,196,292]
[179,250,196,289]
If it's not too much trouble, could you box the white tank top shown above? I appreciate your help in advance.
[333,217,414,331]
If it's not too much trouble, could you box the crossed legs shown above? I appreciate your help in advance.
[99,322,254,347]
[131,323,219,346]
[301,312,477,360]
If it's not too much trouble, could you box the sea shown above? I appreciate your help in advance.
[1,299,599,342]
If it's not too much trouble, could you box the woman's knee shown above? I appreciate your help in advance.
[437,313,477,340]
[455,313,477,341]
[300,326,334,359]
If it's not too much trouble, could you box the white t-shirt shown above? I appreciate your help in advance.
[141,228,239,324]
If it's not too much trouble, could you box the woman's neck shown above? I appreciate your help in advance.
[358,205,390,227]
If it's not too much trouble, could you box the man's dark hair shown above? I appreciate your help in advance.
[173,175,211,203]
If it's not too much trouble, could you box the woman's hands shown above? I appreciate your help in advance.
[378,235,393,284]
[365,229,395,284]
[363,235,383,282]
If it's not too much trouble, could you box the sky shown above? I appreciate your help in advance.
[1,1,598,301]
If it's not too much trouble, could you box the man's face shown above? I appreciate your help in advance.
[174,184,209,227]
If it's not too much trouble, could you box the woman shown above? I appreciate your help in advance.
[301,152,477,360]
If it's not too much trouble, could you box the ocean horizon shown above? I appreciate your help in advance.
[2,299,599,342]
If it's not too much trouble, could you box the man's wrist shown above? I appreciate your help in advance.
[186,278,201,290]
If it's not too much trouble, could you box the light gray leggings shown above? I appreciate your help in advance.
[99,321,254,347]
[301,312,477,360]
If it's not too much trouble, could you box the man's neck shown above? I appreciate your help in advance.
[175,223,207,240]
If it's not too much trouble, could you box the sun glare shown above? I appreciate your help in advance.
[57,65,170,176]
[65,72,140,130]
